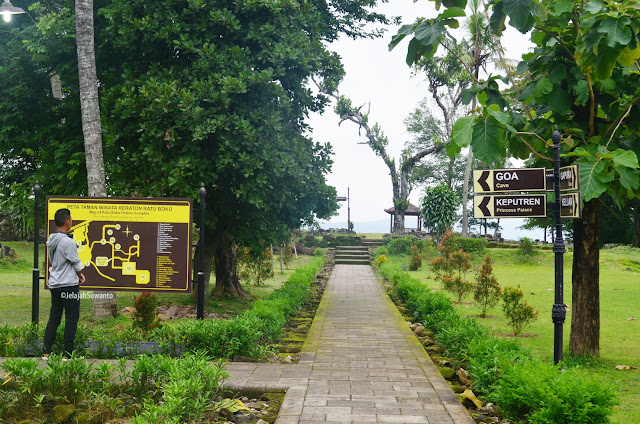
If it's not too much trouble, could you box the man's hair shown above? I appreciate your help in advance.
[54,208,72,227]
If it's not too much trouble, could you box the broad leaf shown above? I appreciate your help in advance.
[615,166,640,190]
[414,21,445,46]
[584,0,603,14]
[503,0,535,33]
[546,85,572,114]
[471,117,504,164]
[611,149,639,169]
[619,46,640,67]
[490,1,507,35]
[549,64,566,84]
[551,0,574,16]
[438,7,466,19]
[516,61,529,74]
[573,80,590,106]
[442,0,467,8]
[579,160,610,201]
[597,17,632,48]
[389,24,415,51]
[461,88,475,105]
[451,116,475,147]
[533,77,553,97]
[406,37,423,66]
[487,109,510,125]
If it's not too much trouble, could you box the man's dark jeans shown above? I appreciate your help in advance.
[43,286,80,356]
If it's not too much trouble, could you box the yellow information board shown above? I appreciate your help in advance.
[45,197,193,292]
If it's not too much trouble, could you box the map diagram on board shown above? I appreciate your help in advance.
[45,197,192,292]
[72,221,151,285]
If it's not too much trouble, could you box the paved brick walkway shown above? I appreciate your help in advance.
[226,264,475,424]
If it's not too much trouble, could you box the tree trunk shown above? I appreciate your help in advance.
[461,151,473,237]
[211,231,246,298]
[633,198,640,247]
[394,210,406,234]
[76,0,117,318]
[570,199,600,356]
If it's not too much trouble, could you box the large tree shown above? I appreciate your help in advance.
[1,0,386,299]
[328,93,445,233]
[393,0,640,356]
[98,0,386,297]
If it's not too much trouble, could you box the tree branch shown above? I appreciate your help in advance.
[603,96,640,140]
[534,26,576,61]
[586,75,596,136]
[516,134,553,162]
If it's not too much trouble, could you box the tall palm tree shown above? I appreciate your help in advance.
[76,0,117,317]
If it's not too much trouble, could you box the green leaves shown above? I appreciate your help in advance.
[503,0,535,33]
[597,17,632,48]
[579,161,610,201]
[415,21,446,45]
[451,116,475,148]
[471,117,504,164]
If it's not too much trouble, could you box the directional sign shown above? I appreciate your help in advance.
[546,165,580,192]
[474,194,547,218]
[560,192,582,218]
[473,168,547,193]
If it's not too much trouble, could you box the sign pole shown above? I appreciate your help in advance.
[551,126,566,365]
[197,184,206,320]
[32,181,41,325]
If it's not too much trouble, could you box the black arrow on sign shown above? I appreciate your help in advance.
[478,197,491,217]
[478,171,490,191]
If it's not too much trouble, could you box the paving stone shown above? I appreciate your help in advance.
[226,264,475,424]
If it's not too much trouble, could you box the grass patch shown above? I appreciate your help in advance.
[388,246,640,424]
[0,242,314,327]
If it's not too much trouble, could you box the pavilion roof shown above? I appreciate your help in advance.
[384,203,421,216]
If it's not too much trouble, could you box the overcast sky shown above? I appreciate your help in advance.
[309,0,539,238]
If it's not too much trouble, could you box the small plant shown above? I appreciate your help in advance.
[502,285,539,336]
[376,254,388,267]
[375,246,389,256]
[281,244,294,269]
[386,237,415,255]
[474,255,502,317]
[237,247,274,286]
[132,292,160,336]
[432,231,474,302]
[516,237,539,263]
[313,248,324,256]
[408,245,422,270]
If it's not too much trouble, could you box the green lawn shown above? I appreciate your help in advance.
[0,241,313,327]
[387,246,640,424]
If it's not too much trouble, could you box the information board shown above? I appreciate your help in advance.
[45,197,192,292]
[474,194,547,218]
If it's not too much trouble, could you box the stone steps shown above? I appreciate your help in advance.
[334,245,370,265]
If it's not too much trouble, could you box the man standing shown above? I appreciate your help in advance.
[43,208,85,359]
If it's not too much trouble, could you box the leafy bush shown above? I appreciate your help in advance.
[132,292,160,335]
[313,248,324,256]
[502,285,539,336]
[132,354,227,424]
[386,237,415,255]
[237,247,274,286]
[456,236,487,253]
[377,263,616,424]
[474,255,502,317]
[420,183,459,239]
[375,246,389,256]
[408,245,422,271]
[432,232,474,302]
[516,237,539,263]
[375,254,388,267]
[178,256,324,359]
[491,359,617,424]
